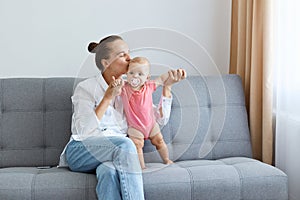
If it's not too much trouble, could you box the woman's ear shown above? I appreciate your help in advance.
[101,59,110,69]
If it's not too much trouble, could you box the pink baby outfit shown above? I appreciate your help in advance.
[121,81,157,139]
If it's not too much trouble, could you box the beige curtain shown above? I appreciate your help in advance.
[230,0,274,165]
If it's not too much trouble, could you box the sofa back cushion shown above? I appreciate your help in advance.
[144,74,252,162]
[0,78,74,167]
[0,75,252,167]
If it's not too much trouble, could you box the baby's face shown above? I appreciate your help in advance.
[127,63,150,89]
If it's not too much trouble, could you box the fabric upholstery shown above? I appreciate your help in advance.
[145,75,252,162]
[143,157,287,200]
[0,75,288,200]
[0,78,73,167]
[0,167,97,200]
[0,157,287,200]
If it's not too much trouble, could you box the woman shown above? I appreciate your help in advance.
[59,35,186,200]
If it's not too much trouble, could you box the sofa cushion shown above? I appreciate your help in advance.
[145,75,252,162]
[1,75,252,167]
[143,157,287,200]
[0,78,74,168]
[0,75,288,200]
[0,157,287,200]
[0,167,97,200]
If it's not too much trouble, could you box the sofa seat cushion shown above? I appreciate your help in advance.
[0,167,97,200]
[143,157,288,200]
[0,157,287,200]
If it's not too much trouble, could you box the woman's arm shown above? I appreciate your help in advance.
[71,83,102,136]
[95,77,124,120]
[163,69,187,97]
[95,96,112,120]
[156,69,187,124]
[72,77,124,136]
[162,85,172,98]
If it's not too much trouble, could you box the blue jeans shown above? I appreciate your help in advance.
[66,136,144,200]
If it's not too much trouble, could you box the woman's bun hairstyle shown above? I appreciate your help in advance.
[88,35,123,71]
[88,42,98,53]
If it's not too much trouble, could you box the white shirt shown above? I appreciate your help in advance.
[58,73,172,167]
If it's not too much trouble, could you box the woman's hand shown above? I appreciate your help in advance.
[162,69,187,97]
[164,69,187,87]
[104,76,124,100]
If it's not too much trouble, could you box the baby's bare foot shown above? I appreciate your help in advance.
[164,160,174,165]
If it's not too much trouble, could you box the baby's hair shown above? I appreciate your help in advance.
[87,35,123,71]
[129,57,150,66]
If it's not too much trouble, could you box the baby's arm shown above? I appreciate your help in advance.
[154,72,169,87]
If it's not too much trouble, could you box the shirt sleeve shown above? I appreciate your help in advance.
[71,83,101,137]
[154,95,173,126]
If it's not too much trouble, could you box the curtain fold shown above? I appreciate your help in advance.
[230,0,273,164]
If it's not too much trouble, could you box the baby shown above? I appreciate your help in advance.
[113,57,174,169]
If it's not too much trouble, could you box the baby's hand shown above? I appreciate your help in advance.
[111,77,123,88]
[105,76,124,99]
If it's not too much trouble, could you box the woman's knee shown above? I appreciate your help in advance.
[66,140,100,172]
[96,162,117,179]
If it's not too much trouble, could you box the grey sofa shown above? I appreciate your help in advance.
[0,74,288,200]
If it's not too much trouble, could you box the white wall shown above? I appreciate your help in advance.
[0,0,231,78]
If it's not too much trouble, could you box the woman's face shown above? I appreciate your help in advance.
[104,39,130,76]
